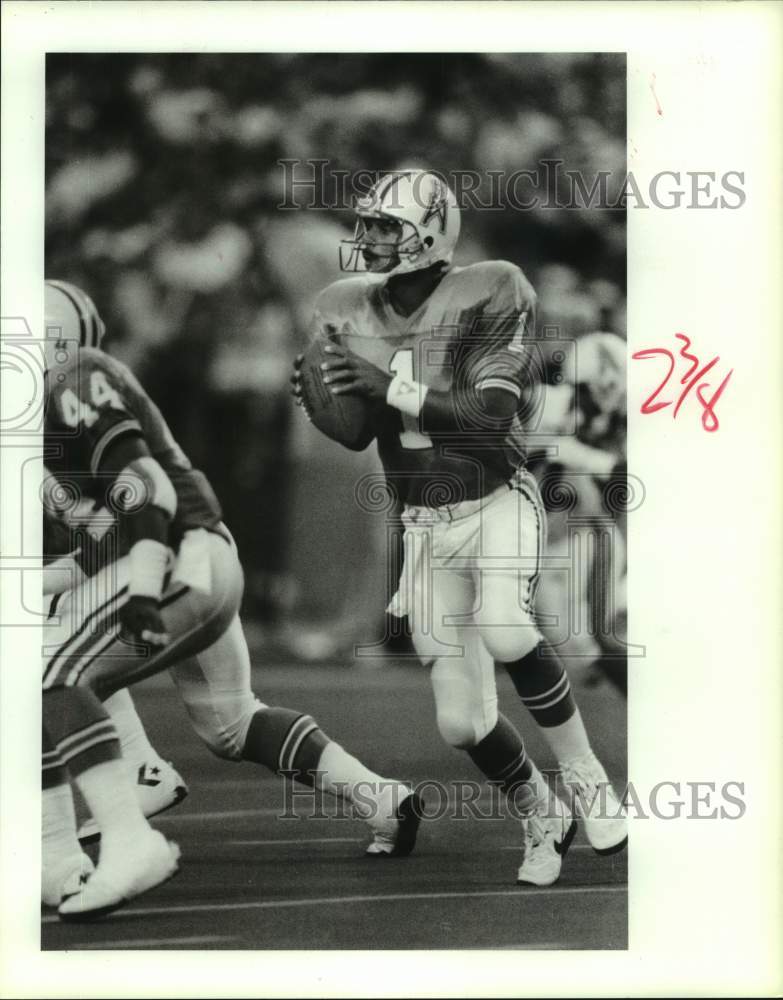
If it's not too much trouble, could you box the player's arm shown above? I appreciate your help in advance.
[97,432,177,646]
[318,295,537,434]
[43,554,86,596]
[311,343,525,434]
[48,354,177,644]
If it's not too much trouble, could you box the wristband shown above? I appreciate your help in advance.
[386,373,429,418]
[128,538,169,600]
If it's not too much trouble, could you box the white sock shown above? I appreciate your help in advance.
[74,760,152,866]
[42,783,84,902]
[314,742,407,824]
[512,760,553,815]
[543,711,593,766]
[104,688,157,766]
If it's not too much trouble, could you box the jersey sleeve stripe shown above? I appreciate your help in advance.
[475,377,522,400]
[89,418,143,475]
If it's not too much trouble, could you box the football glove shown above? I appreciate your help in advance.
[119,595,170,648]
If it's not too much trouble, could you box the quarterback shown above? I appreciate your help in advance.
[292,170,627,884]
[42,281,421,920]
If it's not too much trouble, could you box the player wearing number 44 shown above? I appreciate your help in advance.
[41,280,424,921]
[291,170,627,885]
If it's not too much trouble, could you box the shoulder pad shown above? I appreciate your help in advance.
[314,275,378,316]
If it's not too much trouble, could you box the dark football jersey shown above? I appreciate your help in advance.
[313,261,538,505]
[44,347,222,547]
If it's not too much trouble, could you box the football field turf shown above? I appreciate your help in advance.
[42,659,627,951]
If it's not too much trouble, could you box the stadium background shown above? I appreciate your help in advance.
[45,52,626,662]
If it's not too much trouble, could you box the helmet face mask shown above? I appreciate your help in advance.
[339,170,460,277]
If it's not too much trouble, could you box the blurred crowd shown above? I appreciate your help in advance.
[45,53,626,657]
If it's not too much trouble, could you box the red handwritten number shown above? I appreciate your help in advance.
[697,368,734,433]
[633,334,732,432]
[631,348,674,413]
[675,333,698,383]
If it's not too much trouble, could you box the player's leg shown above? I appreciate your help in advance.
[432,632,576,886]
[55,530,244,701]
[41,534,242,916]
[42,684,180,920]
[169,612,422,856]
[76,687,188,845]
[411,560,574,886]
[42,725,93,906]
[42,570,182,917]
[476,478,627,855]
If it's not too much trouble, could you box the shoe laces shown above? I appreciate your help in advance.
[561,754,625,818]
[561,753,603,793]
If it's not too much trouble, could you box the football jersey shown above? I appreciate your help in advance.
[313,261,537,505]
[44,347,222,549]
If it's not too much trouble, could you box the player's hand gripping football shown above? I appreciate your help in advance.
[317,344,392,402]
[119,595,170,648]
[290,354,305,406]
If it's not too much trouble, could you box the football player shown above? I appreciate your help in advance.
[43,280,422,919]
[292,171,627,885]
[43,475,189,841]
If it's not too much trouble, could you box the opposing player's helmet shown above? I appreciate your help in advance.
[564,332,626,414]
[45,280,106,351]
[340,170,461,276]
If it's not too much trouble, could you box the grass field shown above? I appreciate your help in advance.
[42,658,627,951]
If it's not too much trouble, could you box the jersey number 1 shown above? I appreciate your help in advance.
[389,349,432,450]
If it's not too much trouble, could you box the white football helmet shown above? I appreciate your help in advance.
[564,332,626,415]
[340,170,461,276]
[44,279,106,369]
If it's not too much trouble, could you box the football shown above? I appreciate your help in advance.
[298,336,375,450]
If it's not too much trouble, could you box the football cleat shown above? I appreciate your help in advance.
[365,789,423,858]
[42,852,95,908]
[58,831,180,922]
[77,759,188,845]
[517,796,577,887]
[560,751,627,855]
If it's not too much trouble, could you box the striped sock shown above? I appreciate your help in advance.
[467,713,546,813]
[502,640,592,763]
[242,707,329,787]
[43,686,120,778]
[42,724,67,791]
[242,708,399,819]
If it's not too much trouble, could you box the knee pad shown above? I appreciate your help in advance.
[435,701,497,750]
[188,692,262,761]
[436,708,481,749]
[479,619,541,663]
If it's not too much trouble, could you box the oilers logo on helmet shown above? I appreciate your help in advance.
[340,169,460,276]
[420,179,448,234]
